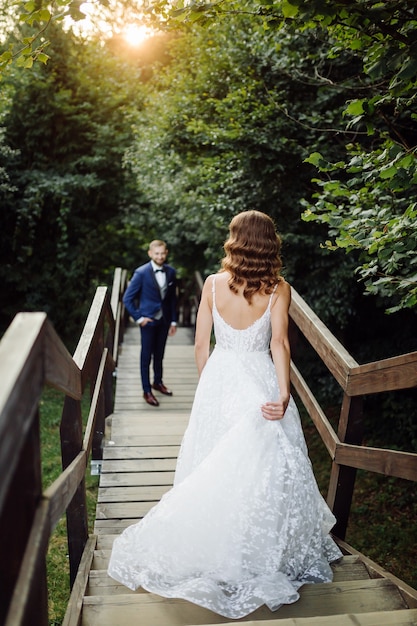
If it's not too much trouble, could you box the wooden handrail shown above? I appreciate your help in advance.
[287,285,417,538]
[0,269,128,626]
[0,313,81,513]
[334,443,417,482]
[347,351,417,395]
[5,500,50,626]
[44,319,83,399]
[290,361,339,458]
[290,361,417,480]
[72,286,113,387]
[110,267,127,361]
[289,287,359,389]
[0,312,85,626]
[83,348,111,458]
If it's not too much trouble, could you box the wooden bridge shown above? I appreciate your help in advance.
[1,268,417,626]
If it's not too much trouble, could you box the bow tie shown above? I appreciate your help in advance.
[155,269,164,273]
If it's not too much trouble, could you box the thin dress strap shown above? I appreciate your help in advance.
[267,283,279,310]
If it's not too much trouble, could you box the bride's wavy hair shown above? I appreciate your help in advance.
[221,210,283,303]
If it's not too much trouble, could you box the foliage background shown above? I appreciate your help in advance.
[1,1,417,621]
[1,0,416,354]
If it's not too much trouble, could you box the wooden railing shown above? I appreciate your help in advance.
[0,269,127,626]
[288,287,417,539]
[1,268,416,625]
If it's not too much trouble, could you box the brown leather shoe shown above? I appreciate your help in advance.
[152,383,173,396]
[143,391,159,406]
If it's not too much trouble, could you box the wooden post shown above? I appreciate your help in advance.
[61,396,88,587]
[288,316,299,358]
[91,342,104,462]
[327,393,363,539]
[104,350,114,420]
[1,412,48,626]
[92,386,105,462]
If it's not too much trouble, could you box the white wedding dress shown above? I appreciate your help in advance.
[108,276,342,619]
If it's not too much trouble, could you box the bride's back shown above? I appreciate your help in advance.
[213,272,277,331]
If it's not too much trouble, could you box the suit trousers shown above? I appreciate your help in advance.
[140,318,170,393]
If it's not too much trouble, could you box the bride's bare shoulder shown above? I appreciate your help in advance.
[271,279,291,308]
[210,271,232,290]
[278,278,291,293]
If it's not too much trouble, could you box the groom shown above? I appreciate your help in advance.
[123,240,177,406]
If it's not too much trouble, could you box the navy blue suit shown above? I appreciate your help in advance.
[123,261,177,393]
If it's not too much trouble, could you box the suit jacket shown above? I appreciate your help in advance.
[123,261,177,324]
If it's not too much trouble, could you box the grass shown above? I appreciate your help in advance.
[40,386,99,626]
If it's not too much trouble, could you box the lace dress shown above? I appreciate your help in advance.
[107,276,342,619]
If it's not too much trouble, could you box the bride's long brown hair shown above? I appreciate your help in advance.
[221,210,283,304]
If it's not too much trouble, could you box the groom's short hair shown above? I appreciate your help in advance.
[149,239,167,250]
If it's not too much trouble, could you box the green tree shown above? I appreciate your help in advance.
[148,0,417,313]
[0,23,145,341]
[0,0,77,74]
[275,0,417,312]
[124,13,364,332]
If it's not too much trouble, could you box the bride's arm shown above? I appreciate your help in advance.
[263,281,291,421]
[194,276,214,377]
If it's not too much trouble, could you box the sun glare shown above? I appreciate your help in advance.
[124,24,152,46]
[63,1,156,47]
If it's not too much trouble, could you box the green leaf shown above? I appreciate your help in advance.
[304,152,324,167]
[38,8,52,22]
[379,165,397,179]
[397,154,414,169]
[37,53,50,65]
[394,56,417,83]
[345,99,365,116]
[16,55,28,67]
[366,58,387,79]
[0,50,13,63]
[281,0,299,18]
[349,38,364,51]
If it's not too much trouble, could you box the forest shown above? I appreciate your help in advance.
[1,0,416,452]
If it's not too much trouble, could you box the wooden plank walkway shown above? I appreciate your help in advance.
[79,323,417,626]
[95,324,197,537]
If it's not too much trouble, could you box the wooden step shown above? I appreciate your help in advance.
[192,610,417,625]
[96,500,158,520]
[95,535,116,550]
[94,518,146,535]
[107,420,187,430]
[104,433,185,446]
[103,445,180,460]
[101,458,177,473]
[114,399,195,410]
[99,471,176,487]
[81,578,408,625]
[98,484,170,503]
[87,570,145,596]
[331,555,371,581]
[88,554,371,581]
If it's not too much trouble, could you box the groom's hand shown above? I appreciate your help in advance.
[137,317,153,327]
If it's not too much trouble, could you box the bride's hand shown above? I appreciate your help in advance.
[261,397,289,421]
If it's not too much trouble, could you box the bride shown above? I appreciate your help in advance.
[108,210,342,619]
